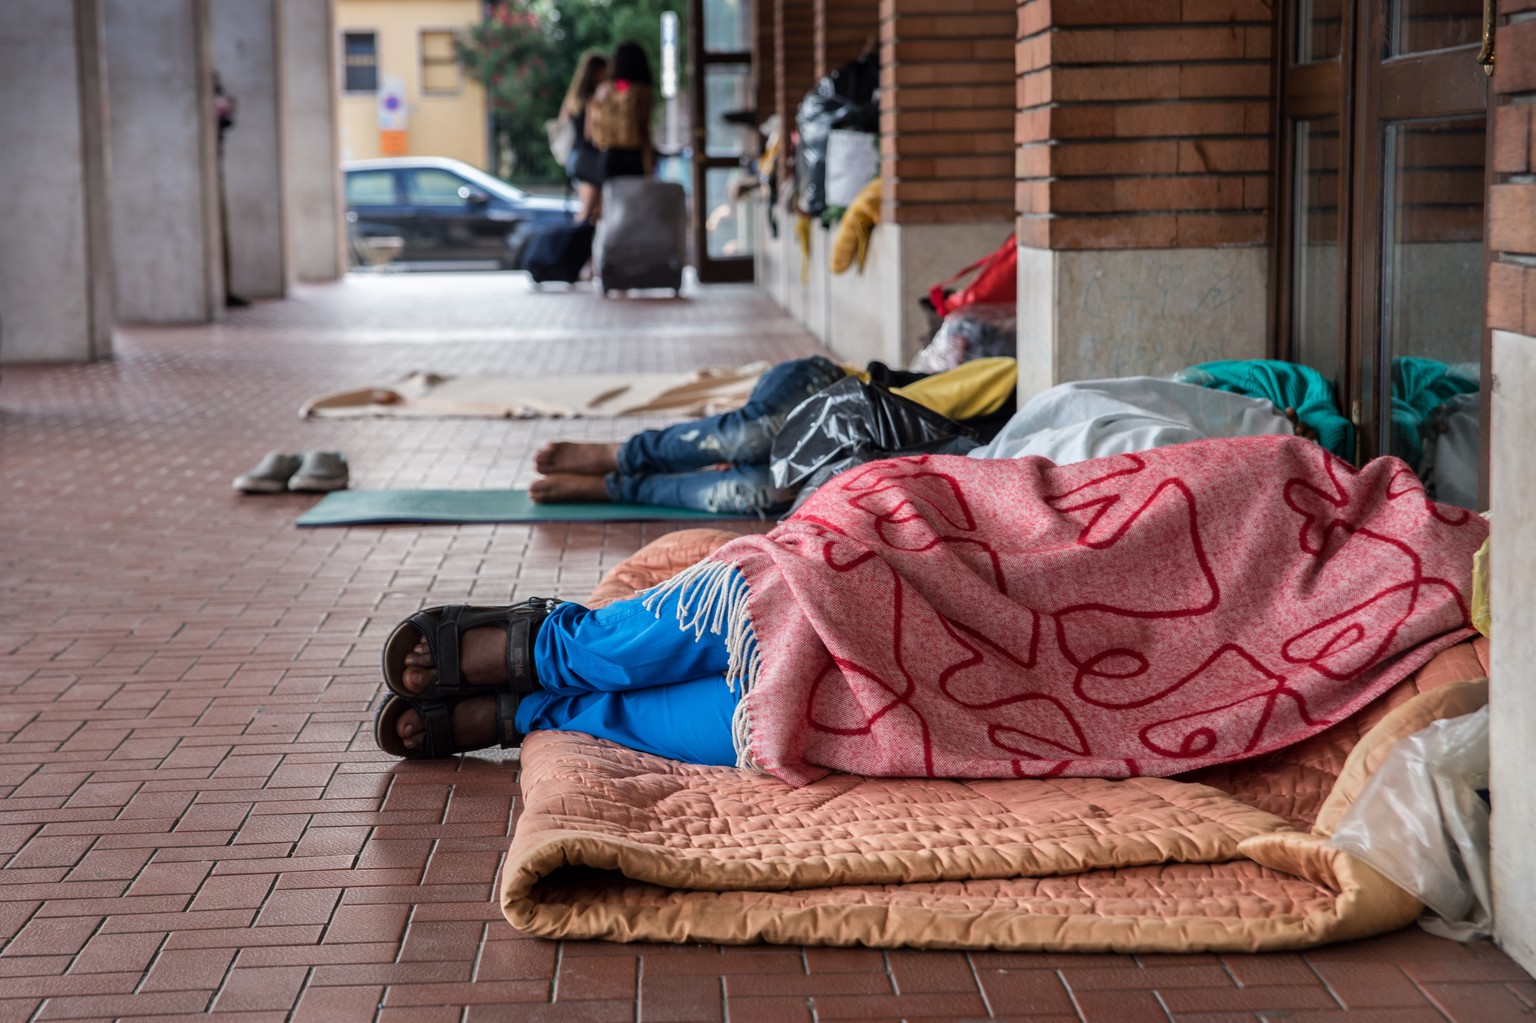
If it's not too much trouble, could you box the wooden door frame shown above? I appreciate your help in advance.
[1271,0,1491,481]
[686,0,755,283]
[1269,3,1358,455]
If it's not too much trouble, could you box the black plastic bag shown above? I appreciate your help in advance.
[770,376,980,512]
[796,53,879,216]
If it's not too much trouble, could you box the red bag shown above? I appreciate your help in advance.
[928,233,1017,317]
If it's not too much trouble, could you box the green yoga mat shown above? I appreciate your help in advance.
[295,489,733,527]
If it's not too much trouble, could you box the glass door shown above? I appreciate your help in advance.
[687,0,756,282]
[1276,0,1489,507]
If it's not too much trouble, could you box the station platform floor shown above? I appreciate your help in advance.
[0,272,1527,1022]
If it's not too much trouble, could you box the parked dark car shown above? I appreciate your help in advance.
[343,156,577,269]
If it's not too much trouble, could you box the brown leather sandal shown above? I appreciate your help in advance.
[381,598,558,701]
[373,691,524,760]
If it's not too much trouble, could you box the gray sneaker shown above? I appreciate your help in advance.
[288,450,349,492]
[233,451,302,493]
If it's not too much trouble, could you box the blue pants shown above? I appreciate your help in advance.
[515,588,739,765]
[605,356,846,515]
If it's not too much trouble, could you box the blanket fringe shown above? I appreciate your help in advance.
[641,559,763,771]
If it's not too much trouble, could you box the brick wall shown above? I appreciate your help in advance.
[756,0,778,134]
[879,0,1016,224]
[1487,0,1536,338]
[776,0,818,167]
[1015,0,1274,250]
[816,0,879,78]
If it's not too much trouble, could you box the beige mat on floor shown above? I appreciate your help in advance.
[301,363,770,419]
[500,528,1490,952]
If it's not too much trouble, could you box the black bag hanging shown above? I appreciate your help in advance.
[795,52,879,216]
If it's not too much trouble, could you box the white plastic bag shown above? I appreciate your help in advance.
[908,304,1018,374]
[825,130,879,209]
[546,116,575,167]
[1329,706,1491,940]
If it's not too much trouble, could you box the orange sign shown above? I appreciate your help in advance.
[379,129,408,156]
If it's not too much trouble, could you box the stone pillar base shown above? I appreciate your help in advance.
[1016,246,1269,399]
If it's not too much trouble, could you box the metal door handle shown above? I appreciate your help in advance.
[1477,0,1496,76]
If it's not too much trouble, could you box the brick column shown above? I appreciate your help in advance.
[1015,0,1272,249]
[815,0,878,79]
[879,0,1015,225]
[775,0,817,158]
[754,0,777,128]
[1486,0,1536,977]
[1012,0,1275,393]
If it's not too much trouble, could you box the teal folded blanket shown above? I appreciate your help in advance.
[1176,360,1353,458]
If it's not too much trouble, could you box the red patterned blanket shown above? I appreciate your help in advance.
[651,436,1485,786]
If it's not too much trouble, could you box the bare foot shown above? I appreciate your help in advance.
[1283,406,1319,442]
[396,694,497,752]
[533,441,620,475]
[529,473,611,503]
[399,626,510,695]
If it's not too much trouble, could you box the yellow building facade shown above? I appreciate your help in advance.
[335,0,488,168]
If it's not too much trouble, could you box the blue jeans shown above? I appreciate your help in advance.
[516,585,740,765]
[605,355,846,514]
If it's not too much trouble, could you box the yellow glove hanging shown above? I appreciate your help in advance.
[831,178,882,275]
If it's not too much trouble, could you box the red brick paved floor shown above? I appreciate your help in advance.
[0,273,1529,1022]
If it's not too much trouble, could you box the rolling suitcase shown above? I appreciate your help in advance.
[519,220,595,285]
[595,178,687,296]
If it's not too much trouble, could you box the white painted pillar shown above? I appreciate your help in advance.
[0,0,114,363]
[211,0,287,300]
[104,0,222,324]
[1489,329,1536,971]
[278,0,345,282]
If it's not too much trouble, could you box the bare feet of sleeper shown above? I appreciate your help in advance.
[529,473,611,503]
[533,441,621,476]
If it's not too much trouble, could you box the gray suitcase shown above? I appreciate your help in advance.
[595,178,688,295]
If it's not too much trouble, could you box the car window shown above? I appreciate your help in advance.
[345,169,397,205]
[406,169,472,207]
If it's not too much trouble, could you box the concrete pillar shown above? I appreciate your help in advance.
[0,0,114,363]
[104,0,222,323]
[1491,329,1536,971]
[211,0,286,300]
[278,0,345,282]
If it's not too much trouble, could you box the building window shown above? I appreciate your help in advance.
[343,31,378,93]
[420,30,460,94]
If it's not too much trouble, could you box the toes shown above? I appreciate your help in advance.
[401,665,436,694]
[399,637,435,693]
[397,708,423,750]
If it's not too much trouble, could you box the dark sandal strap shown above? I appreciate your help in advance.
[402,599,558,699]
[455,598,555,694]
[495,690,524,749]
[415,699,457,759]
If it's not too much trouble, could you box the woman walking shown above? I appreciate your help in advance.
[560,51,608,222]
[587,40,655,180]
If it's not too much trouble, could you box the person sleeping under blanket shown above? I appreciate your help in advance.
[528,355,1018,516]
[376,434,1485,785]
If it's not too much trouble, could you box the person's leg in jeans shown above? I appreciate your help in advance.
[615,355,846,473]
[605,462,795,516]
[389,579,745,764]
[531,356,846,504]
